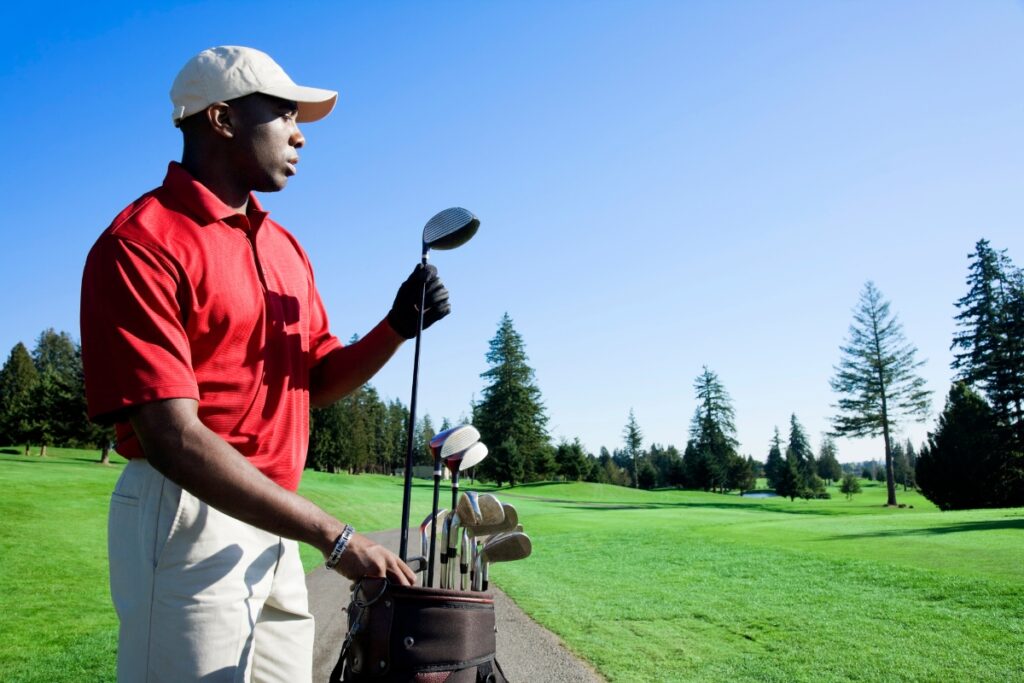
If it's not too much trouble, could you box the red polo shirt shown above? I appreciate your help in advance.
[80,162,341,491]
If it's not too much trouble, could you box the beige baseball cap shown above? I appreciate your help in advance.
[170,46,338,127]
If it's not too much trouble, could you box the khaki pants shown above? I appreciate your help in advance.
[108,459,314,683]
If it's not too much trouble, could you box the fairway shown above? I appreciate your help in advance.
[2,451,1022,682]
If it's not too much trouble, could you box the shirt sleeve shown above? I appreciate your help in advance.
[80,235,200,423]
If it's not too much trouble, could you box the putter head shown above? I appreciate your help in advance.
[422,207,480,254]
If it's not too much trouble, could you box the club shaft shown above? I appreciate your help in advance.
[398,253,429,562]
[427,463,442,586]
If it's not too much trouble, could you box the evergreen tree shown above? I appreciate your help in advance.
[816,435,843,485]
[840,473,862,500]
[903,438,918,489]
[555,439,588,481]
[787,414,814,478]
[682,439,713,490]
[474,314,549,485]
[0,342,38,446]
[775,449,801,501]
[830,282,932,506]
[691,367,740,492]
[29,330,84,455]
[764,427,785,488]
[622,408,644,488]
[648,443,682,488]
[636,458,658,490]
[414,415,436,467]
[916,383,1024,510]
[891,442,911,491]
[950,240,1024,446]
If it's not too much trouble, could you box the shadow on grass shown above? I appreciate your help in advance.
[1,447,20,454]
[827,518,1024,539]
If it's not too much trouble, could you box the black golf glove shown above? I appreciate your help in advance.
[387,264,451,339]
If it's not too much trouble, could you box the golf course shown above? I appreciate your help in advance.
[2,449,1022,682]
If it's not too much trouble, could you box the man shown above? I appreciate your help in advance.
[80,46,448,682]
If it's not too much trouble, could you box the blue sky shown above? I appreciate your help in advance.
[2,1,1022,463]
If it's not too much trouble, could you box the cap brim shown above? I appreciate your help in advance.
[263,83,338,123]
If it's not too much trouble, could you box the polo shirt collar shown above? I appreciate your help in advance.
[163,162,269,232]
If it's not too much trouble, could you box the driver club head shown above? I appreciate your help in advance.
[430,425,480,463]
[455,442,489,472]
[422,207,480,254]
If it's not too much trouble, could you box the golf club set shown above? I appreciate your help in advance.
[332,208,522,682]
[413,425,532,591]
[394,207,531,592]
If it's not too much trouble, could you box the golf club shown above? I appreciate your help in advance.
[419,509,445,586]
[446,442,489,514]
[427,426,479,586]
[398,208,481,563]
[439,491,484,589]
[446,492,505,588]
[475,531,532,591]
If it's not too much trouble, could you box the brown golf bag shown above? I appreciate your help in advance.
[330,577,508,682]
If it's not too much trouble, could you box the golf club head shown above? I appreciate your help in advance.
[475,493,505,526]
[483,531,532,564]
[458,492,484,527]
[470,503,519,537]
[422,207,480,254]
[430,425,480,462]
[456,442,489,472]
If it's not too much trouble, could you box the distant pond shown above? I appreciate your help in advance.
[741,491,778,498]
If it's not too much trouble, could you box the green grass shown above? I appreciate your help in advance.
[493,481,1024,681]
[2,449,1022,682]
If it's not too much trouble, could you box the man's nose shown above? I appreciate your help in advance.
[291,122,305,149]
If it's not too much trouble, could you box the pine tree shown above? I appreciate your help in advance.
[691,367,740,492]
[951,240,1024,444]
[555,439,588,481]
[916,383,1024,510]
[830,282,932,506]
[622,409,643,488]
[775,449,801,501]
[764,427,785,488]
[787,414,814,473]
[0,342,38,446]
[816,435,843,485]
[473,314,549,486]
[29,330,83,455]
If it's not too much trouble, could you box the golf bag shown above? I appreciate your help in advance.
[330,577,507,683]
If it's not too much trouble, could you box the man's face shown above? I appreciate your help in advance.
[227,94,305,193]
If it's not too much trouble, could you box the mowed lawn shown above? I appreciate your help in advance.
[2,450,1023,682]
[492,483,1024,682]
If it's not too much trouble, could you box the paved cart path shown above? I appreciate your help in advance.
[306,528,605,682]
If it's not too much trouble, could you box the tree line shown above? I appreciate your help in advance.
[0,330,113,459]
[2,239,1021,511]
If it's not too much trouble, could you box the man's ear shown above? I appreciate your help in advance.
[206,102,234,139]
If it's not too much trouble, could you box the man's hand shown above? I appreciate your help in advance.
[332,533,417,586]
[386,264,451,339]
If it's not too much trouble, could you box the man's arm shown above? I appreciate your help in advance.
[129,397,416,585]
[310,319,404,407]
[309,264,451,406]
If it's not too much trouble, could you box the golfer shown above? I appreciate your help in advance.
[80,46,448,682]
